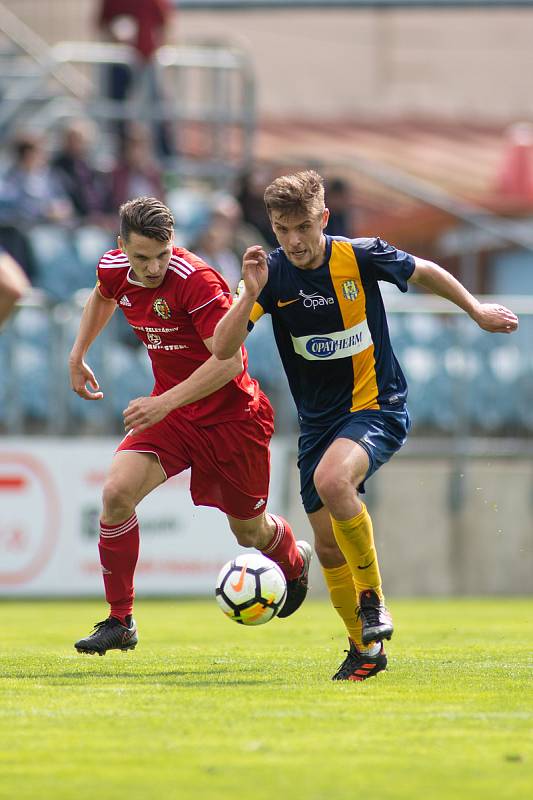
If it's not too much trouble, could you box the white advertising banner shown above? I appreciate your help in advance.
[0,438,288,597]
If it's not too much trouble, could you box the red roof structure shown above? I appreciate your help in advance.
[254,119,533,249]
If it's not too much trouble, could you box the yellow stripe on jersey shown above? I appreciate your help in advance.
[329,241,379,411]
[250,301,265,325]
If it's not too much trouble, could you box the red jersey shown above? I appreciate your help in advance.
[98,0,171,60]
[97,247,259,425]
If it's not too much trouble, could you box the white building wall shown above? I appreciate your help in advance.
[3,2,533,121]
[1,438,531,597]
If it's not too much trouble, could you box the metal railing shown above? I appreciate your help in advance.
[0,16,255,185]
[50,41,256,182]
[2,291,532,440]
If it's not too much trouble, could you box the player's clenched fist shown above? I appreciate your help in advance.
[123,395,170,433]
[241,245,268,297]
[471,302,519,334]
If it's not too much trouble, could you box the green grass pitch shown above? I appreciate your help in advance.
[0,597,531,800]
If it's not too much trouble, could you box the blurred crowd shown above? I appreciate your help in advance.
[0,0,358,295]
[0,122,161,282]
[0,120,356,295]
[0,0,361,429]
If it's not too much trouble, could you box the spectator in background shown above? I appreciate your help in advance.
[0,134,74,226]
[193,215,242,293]
[237,168,279,250]
[97,0,174,158]
[107,123,165,210]
[0,248,30,328]
[51,120,107,222]
[0,133,74,278]
[193,193,270,292]
[325,177,354,236]
[213,192,270,261]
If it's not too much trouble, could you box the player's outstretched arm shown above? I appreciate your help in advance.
[213,245,268,359]
[0,251,30,327]
[409,257,518,333]
[69,287,117,400]
[123,338,244,433]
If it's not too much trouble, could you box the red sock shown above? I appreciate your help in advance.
[98,513,139,624]
[261,514,303,580]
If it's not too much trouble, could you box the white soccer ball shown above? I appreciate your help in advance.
[215,553,287,626]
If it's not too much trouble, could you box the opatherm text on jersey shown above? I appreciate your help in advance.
[291,320,372,361]
[248,236,415,421]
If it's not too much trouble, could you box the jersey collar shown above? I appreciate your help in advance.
[127,267,147,287]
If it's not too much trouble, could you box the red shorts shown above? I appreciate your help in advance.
[116,391,274,520]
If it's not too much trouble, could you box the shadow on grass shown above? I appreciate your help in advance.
[3,666,285,686]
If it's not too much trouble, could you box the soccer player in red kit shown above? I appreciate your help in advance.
[69,197,311,655]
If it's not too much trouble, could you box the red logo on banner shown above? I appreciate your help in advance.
[0,454,60,585]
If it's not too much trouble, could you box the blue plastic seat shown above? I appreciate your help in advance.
[74,226,115,289]
[245,321,285,394]
[402,344,453,431]
[28,224,79,302]
[106,342,153,420]
[166,187,211,248]
[7,306,54,421]
[0,333,9,422]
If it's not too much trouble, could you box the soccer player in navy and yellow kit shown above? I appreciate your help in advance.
[214,170,518,681]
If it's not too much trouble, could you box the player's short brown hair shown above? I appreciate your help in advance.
[119,197,174,243]
[264,170,325,219]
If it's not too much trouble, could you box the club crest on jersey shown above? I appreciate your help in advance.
[153,297,171,319]
[342,280,359,301]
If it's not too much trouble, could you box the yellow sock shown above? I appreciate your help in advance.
[330,503,384,603]
[321,563,363,646]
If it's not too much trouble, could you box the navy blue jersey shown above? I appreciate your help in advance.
[247,235,415,425]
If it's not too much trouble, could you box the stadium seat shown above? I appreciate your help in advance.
[74,226,115,288]
[485,344,523,431]
[0,333,9,423]
[106,341,153,420]
[8,306,53,421]
[166,187,211,248]
[62,300,110,428]
[402,312,443,346]
[401,344,453,431]
[28,224,80,301]
[13,341,51,420]
[515,370,533,431]
[245,320,285,394]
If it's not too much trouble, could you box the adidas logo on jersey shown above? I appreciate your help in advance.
[119,295,132,307]
[253,498,266,510]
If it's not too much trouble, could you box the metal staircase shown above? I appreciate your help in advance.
[0,1,255,185]
[0,2,89,137]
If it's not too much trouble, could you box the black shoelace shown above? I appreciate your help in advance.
[91,618,118,632]
[333,649,358,679]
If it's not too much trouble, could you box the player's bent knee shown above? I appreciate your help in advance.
[101,479,136,519]
[314,471,353,508]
